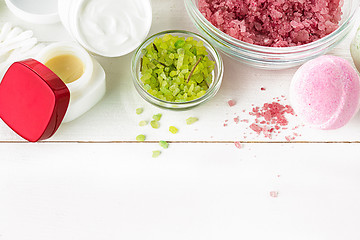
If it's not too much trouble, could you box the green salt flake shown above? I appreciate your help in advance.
[159,140,169,149]
[186,117,198,125]
[150,120,160,129]
[163,33,171,41]
[152,150,161,158]
[169,126,178,134]
[144,84,151,91]
[152,113,162,121]
[160,72,167,80]
[136,134,146,142]
[139,120,147,126]
[175,39,185,48]
[160,42,167,49]
[136,108,143,115]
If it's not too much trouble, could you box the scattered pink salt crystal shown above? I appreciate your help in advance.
[234,141,242,149]
[234,116,239,124]
[262,126,273,139]
[285,135,295,142]
[228,99,236,107]
[270,191,279,198]
[221,95,302,141]
[250,123,262,134]
[247,101,296,139]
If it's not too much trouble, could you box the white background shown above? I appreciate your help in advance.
[1,0,360,239]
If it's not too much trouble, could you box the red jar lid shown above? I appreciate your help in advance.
[0,59,70,142]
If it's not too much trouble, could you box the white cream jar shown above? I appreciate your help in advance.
[36,42,106,122]
[58,0,152,57]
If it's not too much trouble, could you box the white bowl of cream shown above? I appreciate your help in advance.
[58,0,152,57]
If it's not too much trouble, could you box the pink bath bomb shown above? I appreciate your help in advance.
[290,55,360,130]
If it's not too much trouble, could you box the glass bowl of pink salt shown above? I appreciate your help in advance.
[131,30,223,110]
[185,0,360,69]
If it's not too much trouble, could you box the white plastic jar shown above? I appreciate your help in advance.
[36,42,106,123]
[58,0,152,57]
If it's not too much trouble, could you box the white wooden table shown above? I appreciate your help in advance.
[1,1,360,239]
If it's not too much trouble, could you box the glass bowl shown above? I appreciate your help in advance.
[131,30,224,110]
[185,0,360,70]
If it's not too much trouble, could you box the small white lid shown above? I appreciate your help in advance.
[5,0,59,24]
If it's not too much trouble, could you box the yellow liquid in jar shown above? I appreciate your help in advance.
[45,54,84,84]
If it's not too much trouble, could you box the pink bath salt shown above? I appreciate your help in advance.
[250,123,262,134]
[198,0,343,47]
[247,100,297,139]
[285,134,298,141]
[234,116,240,124]
[262,126,273,139]
[234,141,243,149]
[228,99,236,107]
[285,105,295,114]
[270,191,279,198]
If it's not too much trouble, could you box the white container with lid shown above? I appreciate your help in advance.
[36,42,106,123]
[0,23,106,124]
[58,0,153,57]
[0,42,106,142]
[5,0,153,57]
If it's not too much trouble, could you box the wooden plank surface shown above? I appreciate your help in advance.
[1,143,360,240]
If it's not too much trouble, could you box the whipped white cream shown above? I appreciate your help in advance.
[76,0,152,57]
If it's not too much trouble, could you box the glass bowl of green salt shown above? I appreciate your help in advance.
[131,30,223,110]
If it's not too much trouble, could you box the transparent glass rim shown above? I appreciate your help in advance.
[131,30,224,109]
[184,0,360,54]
